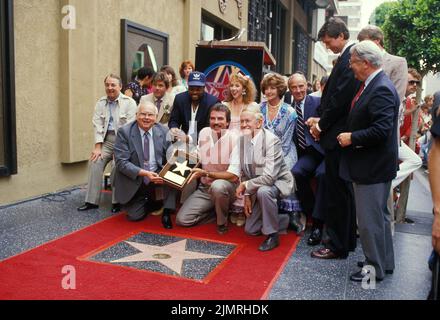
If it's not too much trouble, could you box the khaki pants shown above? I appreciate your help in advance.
[85,133,117,205]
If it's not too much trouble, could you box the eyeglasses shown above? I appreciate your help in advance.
[408,80,420,85]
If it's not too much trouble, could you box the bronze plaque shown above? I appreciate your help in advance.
[159,150,200,190]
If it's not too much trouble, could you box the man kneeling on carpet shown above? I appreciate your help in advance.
[113,101,177,229]
[231,105,298,251]
[176,103,239,235]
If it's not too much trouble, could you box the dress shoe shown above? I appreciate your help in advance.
[217,224,228,235]
[111,203,121,213]
[311,247,341,259]
[350,268,383,282]
[357,261,394,274]
[288,211,305,233]
[236,213,246,227]
[161,213,173,229]
[258,234,280,251]
[307,227,322,246]
[126,212,148,222]
[77,203,99,211]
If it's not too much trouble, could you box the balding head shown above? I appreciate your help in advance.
[288,73,308,103]
[136,101,158,131]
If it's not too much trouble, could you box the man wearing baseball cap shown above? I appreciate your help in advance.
[168,71,219,145]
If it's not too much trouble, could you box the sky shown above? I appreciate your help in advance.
[360,0,397,26]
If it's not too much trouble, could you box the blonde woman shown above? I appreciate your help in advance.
[223,73,258,226]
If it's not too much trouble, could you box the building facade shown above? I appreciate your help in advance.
[1,0,336,204]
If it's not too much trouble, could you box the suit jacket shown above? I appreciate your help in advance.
[168,91,219,140]
[339,71,400,185]
[318,43,361,150]
[240,129,294,198]
[113,121,171,204]
[92,93,137,144]
[293,95,324,155]
[139,92,175,125]
[382,52,408,103]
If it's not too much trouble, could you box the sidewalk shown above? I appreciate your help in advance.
[0,168,434,299]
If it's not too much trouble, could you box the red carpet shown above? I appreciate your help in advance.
[0,214,300,300]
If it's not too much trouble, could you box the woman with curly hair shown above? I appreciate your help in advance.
[260,73,302,229]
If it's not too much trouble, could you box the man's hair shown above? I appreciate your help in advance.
[137,100,158,115]
[179,60,195,79]
[223,73,257,105]
[320,75,329,87]
[358,25,385,47]
[208,103,231,123]
[408,68,422,81]
[318,17,350,40]
[242,104,264,122]
[260,72,287,98]
[152,72,170,89]
[137,67,155,80]
[287,73,307,87]
[350,40,383,68]
[104,74,122,86]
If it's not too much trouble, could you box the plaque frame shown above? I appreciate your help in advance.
[159,149,200,190]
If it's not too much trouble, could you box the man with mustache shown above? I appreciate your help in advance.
[176,103,239,234]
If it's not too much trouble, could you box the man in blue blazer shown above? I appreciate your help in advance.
[168,71,219,146]
[338,40,400,282]
[288,73,326,246]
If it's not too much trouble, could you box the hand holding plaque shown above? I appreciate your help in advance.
[159,150,200,190]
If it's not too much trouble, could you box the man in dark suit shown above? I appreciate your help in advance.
[288,73,326,246]
[168,71,219,146]
[113,101,176,229]
[338,40,399,281]
[307,17,360,259]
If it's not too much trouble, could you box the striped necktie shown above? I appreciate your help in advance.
[143,132,151,185]
[294,101,307,150]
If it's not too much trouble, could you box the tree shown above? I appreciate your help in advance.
[369,1,398,28]
[383,0,440,76]
[380,0,440,222]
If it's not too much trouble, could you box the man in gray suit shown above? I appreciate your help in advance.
[113,101,176,229]
[77,74,137,213]
[230,105,296,251]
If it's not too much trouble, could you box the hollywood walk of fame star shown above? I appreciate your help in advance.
[111,240,224,275]
[172,160,191,176]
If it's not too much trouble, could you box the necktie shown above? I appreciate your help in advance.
[294,102,307,150]
[143,132,151,185]
[351,82,365,110]
[156,98,162,113]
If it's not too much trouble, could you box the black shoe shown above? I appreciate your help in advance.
[162,213,173,229]
[307,227,322,246]
[288,212,304,233]
[77,202,99,211]
[217,224,228,235]
[126,212,148,222]
[111,203,121,213]
[258,234,279,251]
[357,261,394,274]
[350,268,383,282]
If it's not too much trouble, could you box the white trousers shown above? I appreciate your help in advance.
[392,142,422,188]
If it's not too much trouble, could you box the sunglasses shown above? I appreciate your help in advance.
[408,80,420,85]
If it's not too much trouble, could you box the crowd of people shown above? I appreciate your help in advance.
[75,17,440,286]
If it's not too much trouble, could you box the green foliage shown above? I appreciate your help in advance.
[369,1,398,27]
[382,0,440,76]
